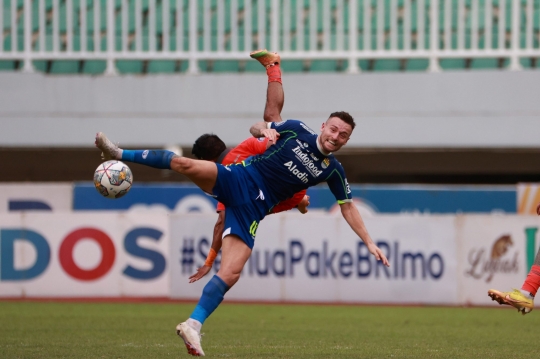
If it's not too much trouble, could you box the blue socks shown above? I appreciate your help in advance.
[121,150,175,170]
[190,275,230,324]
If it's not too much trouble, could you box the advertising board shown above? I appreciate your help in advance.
[457,215,540,307]
[0,183,72,212]
[0,213,169,297]
[170,214,457,305]
[2,211,536,306]
[73,183,515,214]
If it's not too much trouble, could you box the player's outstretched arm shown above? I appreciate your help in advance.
[189,210,225,283]
[340,202,390,267]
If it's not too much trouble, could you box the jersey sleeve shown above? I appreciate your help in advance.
[234,137,267,154]
[246,137,269,155]
[268,119,316,136]
[270,189,307,214]
[325,162,353,204]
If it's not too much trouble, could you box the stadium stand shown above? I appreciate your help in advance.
[1,0,539,75]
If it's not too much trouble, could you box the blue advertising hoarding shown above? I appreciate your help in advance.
[73,182,516,214]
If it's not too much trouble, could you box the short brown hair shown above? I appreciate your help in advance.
[328,111,355,130]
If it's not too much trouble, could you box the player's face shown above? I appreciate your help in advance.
[318,117,352,153]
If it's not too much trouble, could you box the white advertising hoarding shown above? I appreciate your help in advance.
[0,213,169,297]
[456,215,540,307]
[0,183,72,212]
[170,214,457,305]
[2,211,537,304]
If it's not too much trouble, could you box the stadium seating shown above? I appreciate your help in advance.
[1,0,539,74]
[148,60,184,73]
[405,59,429,71]
[0,60,18,71]
[439,58,467,70]
[82,60,106,74]
[373,59,402,72]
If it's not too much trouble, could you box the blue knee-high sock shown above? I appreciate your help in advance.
[121,150,175,169]
[190,275,230,324]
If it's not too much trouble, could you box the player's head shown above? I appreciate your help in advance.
[191,133,226,161]
[319,111,355,153]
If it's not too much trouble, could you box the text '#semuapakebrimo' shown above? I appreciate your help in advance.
[180,238,444,280]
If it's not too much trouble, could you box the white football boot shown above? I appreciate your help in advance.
[176,322,205,356]
[95,132,121,160]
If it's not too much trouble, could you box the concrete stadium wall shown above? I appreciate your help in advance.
[1,70,540,148]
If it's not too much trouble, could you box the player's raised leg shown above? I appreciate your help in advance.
[264,82,283,123]
[250,49,283,123]
[177,234,252,356]
[95,132,217,193]
[488,246,539,315]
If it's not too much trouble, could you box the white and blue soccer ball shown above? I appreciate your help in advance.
[94,160,133,199]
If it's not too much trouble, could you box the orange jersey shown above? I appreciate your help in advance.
[222,137,268,165]
[216,137,306,213]
[271,189,307,213]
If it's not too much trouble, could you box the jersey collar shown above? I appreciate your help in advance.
[316,135,331,156]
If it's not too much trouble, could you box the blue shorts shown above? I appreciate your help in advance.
[212,164,270,249]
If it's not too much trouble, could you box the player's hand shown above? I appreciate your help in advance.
[261,128,280,143]
[536,202,540,216]
[367,243,390,267]
[297,195,310,214]
[189,265,212,283]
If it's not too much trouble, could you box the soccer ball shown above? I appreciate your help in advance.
[94,160,133,199]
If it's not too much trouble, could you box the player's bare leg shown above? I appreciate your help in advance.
[250,49,284,123]
[169,157,217,194]
[264,82,284,123]
[217,234,252,287]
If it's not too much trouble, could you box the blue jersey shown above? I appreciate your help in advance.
[243,120,353,207]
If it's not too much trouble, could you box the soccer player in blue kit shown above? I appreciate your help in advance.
[95,50,389,356]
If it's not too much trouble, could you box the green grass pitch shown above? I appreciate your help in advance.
[0,301,538,358]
